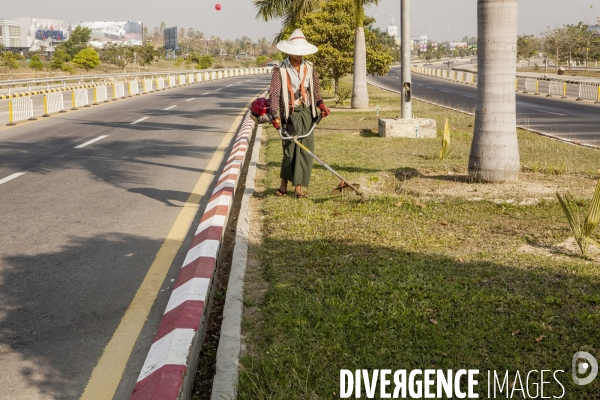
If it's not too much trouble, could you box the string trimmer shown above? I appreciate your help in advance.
[271,112,366,200]
[250,97,365,199]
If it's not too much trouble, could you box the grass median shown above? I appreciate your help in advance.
[238,78,600,399]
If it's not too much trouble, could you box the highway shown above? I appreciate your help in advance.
[370,67,600,146]
[0,73,269,399]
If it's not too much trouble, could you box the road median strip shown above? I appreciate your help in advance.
[130,112,256,400]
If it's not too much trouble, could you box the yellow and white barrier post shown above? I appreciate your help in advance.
[562,83,567,99]
[8,101,13,125]
[8,97,36,125]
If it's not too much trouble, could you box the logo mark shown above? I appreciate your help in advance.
[572,351,598,386]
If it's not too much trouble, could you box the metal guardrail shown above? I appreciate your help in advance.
[0,68,264,94]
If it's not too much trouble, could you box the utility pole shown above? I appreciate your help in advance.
[401,0,412,119]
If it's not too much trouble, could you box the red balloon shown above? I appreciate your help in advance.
[215,4,221,10]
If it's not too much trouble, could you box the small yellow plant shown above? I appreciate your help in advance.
[556,180,600,256]
[439,118,451,160]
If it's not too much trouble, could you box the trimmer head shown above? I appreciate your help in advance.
[331,183,361,195]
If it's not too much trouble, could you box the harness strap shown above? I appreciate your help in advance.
[286,64,308,111]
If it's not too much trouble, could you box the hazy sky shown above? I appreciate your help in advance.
[4,0,598,42]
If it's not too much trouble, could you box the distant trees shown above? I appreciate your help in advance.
[534,21,600,71]
[189,52,213,69]
[516,34,539,67]
[29,55,44,74]
[0,51,25,78]
[60,26,93,60]
[72,48,101,71]
[98,43,161,72]
[297,0,393,94]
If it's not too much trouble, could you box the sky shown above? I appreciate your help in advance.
[4,0,599,42]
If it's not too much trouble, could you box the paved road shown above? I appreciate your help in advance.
[370,68,600,146]
[0,73,270,399]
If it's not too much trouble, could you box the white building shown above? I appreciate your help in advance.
[0,18,68,53]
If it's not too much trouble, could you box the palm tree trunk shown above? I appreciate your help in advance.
[351,27,369,109]
[468,0,520,182]
[351,0,369,109]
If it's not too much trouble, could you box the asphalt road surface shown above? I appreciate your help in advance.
[370,67,600,146]
[0,74,270,399]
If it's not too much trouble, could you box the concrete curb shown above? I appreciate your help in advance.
[368,81,600,150]
[210,124,262,400]
[130,112,256,400]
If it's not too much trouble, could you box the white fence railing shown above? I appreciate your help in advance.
[547,82,565,98]
[43,92,64,116]
[128,81,139,96]
[143,79,153,93]
[577,83,599,102]
[72,88,90,109]
[3,67,270,125]
[8,97,35,124]
[94,86,108,103]
[524,78,537,94]
[113,82,125,99]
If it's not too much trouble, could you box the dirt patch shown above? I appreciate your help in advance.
[393,170,598,203]
[519,237,600,262]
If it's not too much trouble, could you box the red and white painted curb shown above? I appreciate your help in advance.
[131,112,255,400]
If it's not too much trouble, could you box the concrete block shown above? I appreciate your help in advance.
[378,118,437,138]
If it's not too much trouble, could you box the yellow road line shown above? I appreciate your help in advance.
[79,91,262,400]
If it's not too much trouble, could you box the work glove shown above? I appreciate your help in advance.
[271,117,281,129]
[318,103,331,117]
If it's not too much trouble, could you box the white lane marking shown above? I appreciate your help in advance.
[130,116,149,125]
[215,88,222,91]
[186,98,196,102]
[0,172,26,185]
[536,110,566,116]
[461,94,476,98]
[163,105,177,110]
[201,93,209,95]
[227,84,233,87]
[441,90,451,93]
[75,135,109,149]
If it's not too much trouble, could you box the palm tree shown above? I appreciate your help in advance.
[254,0,378,109]
[468,0,520,182]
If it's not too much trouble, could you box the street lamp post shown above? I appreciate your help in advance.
[401,0,412,119]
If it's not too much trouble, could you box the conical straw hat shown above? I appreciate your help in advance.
[276,29,318,56]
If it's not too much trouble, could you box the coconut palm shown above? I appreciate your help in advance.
[254,0,378,109]
[468,0,520,182]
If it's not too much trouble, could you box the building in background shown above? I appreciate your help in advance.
[163,26,178,59]
[70,21,143,48]
[450,42,468,50]
[0,18,68,53]
[411,35,427,52]
[0,19,22,50]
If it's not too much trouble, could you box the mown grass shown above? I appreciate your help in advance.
[238,77,600,399]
